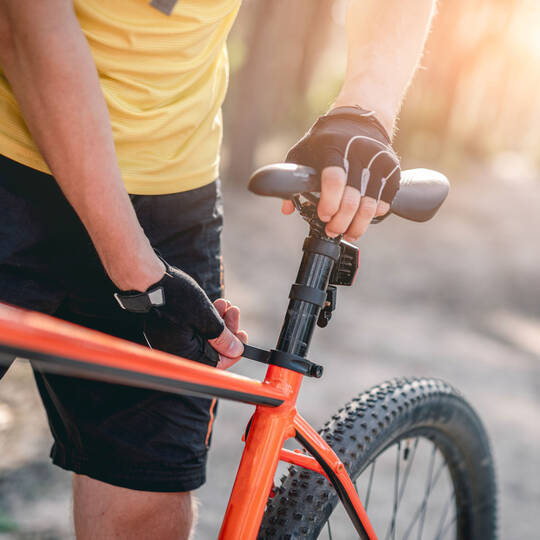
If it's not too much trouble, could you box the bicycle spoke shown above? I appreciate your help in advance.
[438,513,457,539]
[327,519,333,540]
[417,444,437,540]
[384,441,401,540]
[397,438,419,507]
[392,440,401,540]
[434,491,456,540]
[364,460,376,511]
[402,443,446,540]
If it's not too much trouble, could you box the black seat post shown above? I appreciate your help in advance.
[275,230,340,358]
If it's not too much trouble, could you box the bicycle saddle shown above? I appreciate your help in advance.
[248,163,449,222]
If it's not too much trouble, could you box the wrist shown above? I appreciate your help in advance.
[332,92,396,138]
[107,245,166,292]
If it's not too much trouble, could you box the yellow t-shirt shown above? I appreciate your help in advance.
[0,0,241,194]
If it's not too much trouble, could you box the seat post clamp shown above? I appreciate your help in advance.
[242,344,323,379]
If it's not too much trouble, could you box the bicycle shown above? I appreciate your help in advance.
[0,163,496,539]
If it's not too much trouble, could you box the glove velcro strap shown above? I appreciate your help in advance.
[324,105,391,144]
[114,286,165,313]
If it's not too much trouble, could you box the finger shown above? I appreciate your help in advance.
[224,305,240,335]
[318,166,346,222]
[365,153,400,202]
[376,200,390,217]
[217,355,241,370]
[281,200,295,215]
[213,298,228,317]
[208,326,244,358]
[211,338,243,366]
[380,167,401,204]
[344,196,378,241]
[214,298,232,309]
[217,330,248,370]
[325,185,361,238]
[236,330,248,343]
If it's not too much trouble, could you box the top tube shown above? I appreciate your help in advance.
[0,302,286,407]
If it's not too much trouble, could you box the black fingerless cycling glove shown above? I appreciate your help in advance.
[286,106,401,203]
[114,257,224,366]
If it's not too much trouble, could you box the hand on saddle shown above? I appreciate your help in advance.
[283,106,401,241]
[114,257,246,369]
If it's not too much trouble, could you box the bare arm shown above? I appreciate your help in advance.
[0,0,163,291]
[284,0,437,240]
[0,0,245,360]
[334,0,437,134]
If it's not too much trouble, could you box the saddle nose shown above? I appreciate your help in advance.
[248,163,320,199]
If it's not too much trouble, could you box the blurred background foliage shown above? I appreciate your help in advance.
[223,0,540,183]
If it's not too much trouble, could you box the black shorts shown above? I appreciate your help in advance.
[0,154,224,492]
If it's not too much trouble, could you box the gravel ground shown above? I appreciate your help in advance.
[0,166,539,539]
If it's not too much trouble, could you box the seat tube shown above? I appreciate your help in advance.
[219,232,338,539]
[218,402,295,540]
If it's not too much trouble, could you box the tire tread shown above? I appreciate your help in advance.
[258,377,497,539]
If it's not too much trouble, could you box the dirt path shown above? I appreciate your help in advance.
[1,169,539,538]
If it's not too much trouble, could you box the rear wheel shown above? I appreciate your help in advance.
[259,377,496,539]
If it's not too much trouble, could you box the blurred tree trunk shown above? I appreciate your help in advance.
[225,0,334,184]
[429,0,521,148]
[295,0,335,95]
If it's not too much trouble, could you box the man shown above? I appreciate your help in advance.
[0,0,436,538]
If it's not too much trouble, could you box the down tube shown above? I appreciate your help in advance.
[218,403,295,540]
[294,415,377,539]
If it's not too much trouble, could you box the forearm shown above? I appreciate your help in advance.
[334,0,437,135]
[0,1,162,291]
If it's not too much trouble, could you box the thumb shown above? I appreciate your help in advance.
[282,200,295,215]
[208,326,244,358]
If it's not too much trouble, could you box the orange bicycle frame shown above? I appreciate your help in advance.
[0,220,378,539]
[0,302,376,539]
